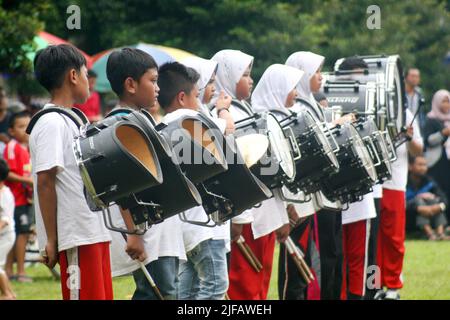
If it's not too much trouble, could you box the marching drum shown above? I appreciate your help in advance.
[73,114,163,210]
[334,54,407,141]
[352,119,392,183]
[273,109,340,195]
[234,112,297,190]
[105,109,203,224]
[320,122,378,203]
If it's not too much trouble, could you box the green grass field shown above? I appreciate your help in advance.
[9,240,450,300]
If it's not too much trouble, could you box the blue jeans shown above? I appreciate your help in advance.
[132,256,179,300]
[178,239,229,300]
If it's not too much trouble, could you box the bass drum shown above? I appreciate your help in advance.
[234,112,296,190]
[105,108,203,223]
[320,122,377,203]
[334,55,407,140]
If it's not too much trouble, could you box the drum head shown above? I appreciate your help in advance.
[385,56,406,137]
[347,124,377,182]
[315,122,339,169]
[266,113,296,180]
[235,134,269,168]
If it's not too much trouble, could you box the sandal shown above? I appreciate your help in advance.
[427,233,438,241]
[437,233,450,241]
[16,275,33,283]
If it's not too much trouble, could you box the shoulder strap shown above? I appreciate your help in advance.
[296,97,324,122]
[26,106,88,135]
[231,99,254,117]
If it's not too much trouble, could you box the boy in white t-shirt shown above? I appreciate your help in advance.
[0,160,16,299]
[31,45,145,300]
[158,61,232,299]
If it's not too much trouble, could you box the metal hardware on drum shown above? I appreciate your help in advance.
[319,123,377,204]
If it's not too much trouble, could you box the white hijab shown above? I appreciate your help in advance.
[251,64,304,115]
[285,51,324,106]
[211,49,254,99]
[181,56,218,103]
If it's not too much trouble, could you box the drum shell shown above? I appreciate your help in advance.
[77,121,162,206]
[320,124,374,203]
[107,110,202,218]
[203,135,272,219]
[159,116,228,184]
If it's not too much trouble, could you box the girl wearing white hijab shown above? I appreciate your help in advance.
[225,64,304,300]
[211,49,255,121]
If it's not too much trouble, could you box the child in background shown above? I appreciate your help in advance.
[0,159,17,299]
[4,111,33,283]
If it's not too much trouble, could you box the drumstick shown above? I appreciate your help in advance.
[236,236,261,272]
[121,233,164,300]
[291,240,315,281]
[240,236,263,271]
[284,238,310,284]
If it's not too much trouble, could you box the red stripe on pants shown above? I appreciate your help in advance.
[228,224,276,300]
[377,189,405,289]
[341,219,369,299]
[59,242,113,300]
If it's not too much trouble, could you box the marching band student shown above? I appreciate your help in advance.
[211,49,265,299]
[30,44,142,300]
[376,109,423,300]
[247,64,305,300]
[282,51,328,300]
[157,61,231,300]
[106,48,180,300]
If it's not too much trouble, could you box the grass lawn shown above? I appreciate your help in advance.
[9,240,450,300]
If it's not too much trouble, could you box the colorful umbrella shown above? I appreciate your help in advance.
[26,31,93,68]
[91,43,198,93]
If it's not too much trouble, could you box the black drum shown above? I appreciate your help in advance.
[352,119,392,183]
[274,109,340,194]
[105,108,203,224]
[334,54,407,140]
[234,112,296,190]
[73,115,164,209]
[320,122,378,203]
[158,112,228,184]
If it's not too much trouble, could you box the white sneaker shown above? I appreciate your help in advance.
[384,289,400,300]
[374,289,386,300]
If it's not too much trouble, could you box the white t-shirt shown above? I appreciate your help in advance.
[30,107,111,253]
[0,185,15,235]
[181,206,214,253]
[251,194,289,239]
[108,205,161,277]
[157,215,186,261]
[383,110,423,192]
[342,192,376,225]
[372,184,383,199]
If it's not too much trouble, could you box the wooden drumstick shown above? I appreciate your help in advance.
[240,236,263,271]
[291,240,315,281]
[236,236,261,272]
[285,238,311,284]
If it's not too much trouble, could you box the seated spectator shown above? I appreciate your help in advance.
[74,69,102,122]
[406,155,448,240]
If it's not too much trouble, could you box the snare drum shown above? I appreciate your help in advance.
[352,119,392,183]
[275,109,340,194]
[234,112,296,189]
[320,122,377,203]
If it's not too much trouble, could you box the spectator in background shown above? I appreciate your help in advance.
[423,89,450,223]
[74,69,102,122]
[4,111,34,283]
[0,159,16,300]
[0,86,12,154]
[406,155,448,240]
[404,68,426,130]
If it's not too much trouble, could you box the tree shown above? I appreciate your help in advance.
[0,0,53,74]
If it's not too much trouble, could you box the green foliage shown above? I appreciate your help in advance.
[0,0,52,74]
